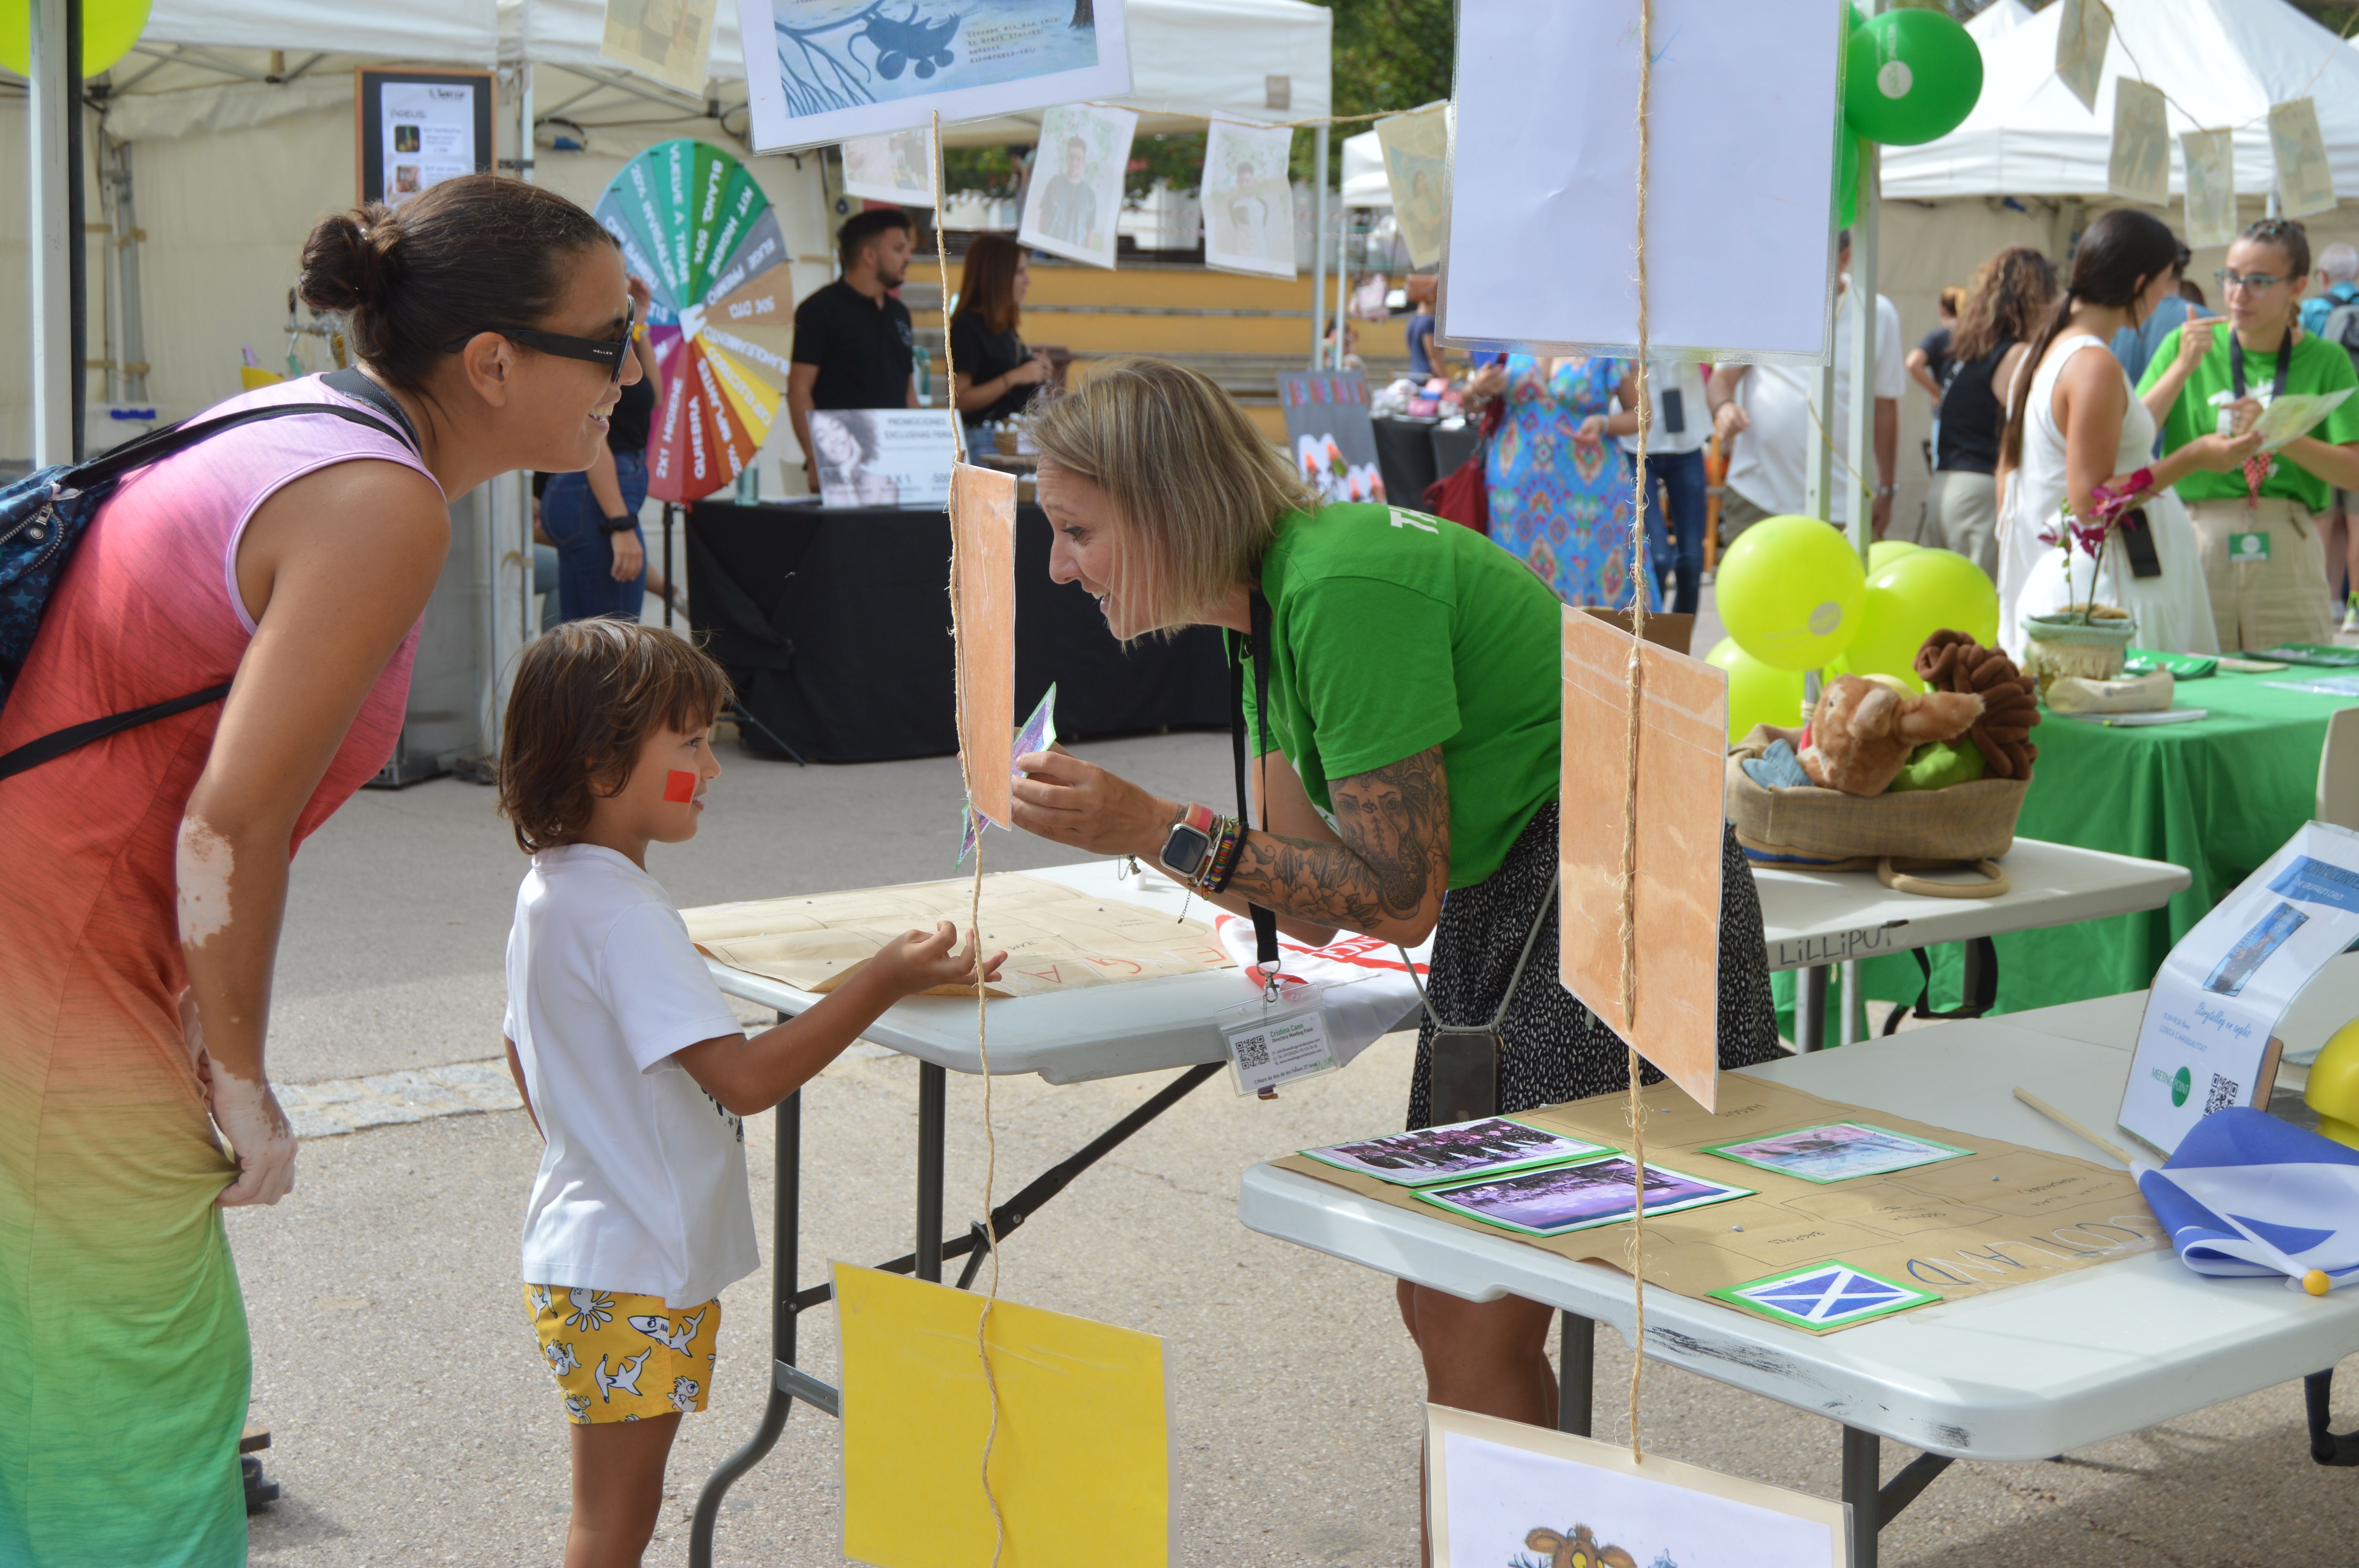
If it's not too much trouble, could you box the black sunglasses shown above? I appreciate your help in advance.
[443,298,635,383]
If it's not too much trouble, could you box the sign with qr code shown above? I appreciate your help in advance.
[2124,822,2359,1156]
[1218,989,1336,1098]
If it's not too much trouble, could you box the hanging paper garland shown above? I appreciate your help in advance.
[1843,8,1982,148]
[593,139,792,504]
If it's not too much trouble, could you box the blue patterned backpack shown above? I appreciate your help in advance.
[0,369,413,783]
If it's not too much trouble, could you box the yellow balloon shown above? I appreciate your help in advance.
[0,0,153,77]
[1867,539,1919,572]
[1714,515,1868,672]
[1706,636,1809,744]
[1863,544,2000,650]
[2307,1017,2359,1151]
[1836,583,1943,688]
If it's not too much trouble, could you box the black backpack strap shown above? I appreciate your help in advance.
[66,400,411,492]
[1227,588,1280,981]
[319,367,423,454]
[0,682,234,784]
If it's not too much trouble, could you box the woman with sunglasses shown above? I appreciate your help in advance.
[539,274,666,622]
[2137,218,2359,651]
[0,173,636,1566]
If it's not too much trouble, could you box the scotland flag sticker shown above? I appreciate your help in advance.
[1712,1262,1941,1332]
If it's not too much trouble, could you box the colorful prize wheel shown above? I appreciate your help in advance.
[593,140,792,504]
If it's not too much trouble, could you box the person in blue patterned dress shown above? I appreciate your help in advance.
[1474,354,1658,608]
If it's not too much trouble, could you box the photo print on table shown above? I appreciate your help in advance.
[1417,1156,1750,1238]
[808,410,958,508]
[1699,1122,1972,1186]
[737,0,1133,152]
[1302,1117,1610,1187]
[1018,101,1138,269]
[1202,118,1298,279]
[1709,1261,1941,1333]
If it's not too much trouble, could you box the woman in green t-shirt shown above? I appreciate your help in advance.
[2137,218,2359,650]
[1007,357,1780,1447]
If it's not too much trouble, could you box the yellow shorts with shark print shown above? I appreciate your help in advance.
[523,1284,721,1425]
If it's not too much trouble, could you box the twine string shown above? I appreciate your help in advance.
[1618,0,1655,1467]
[934,107,1005,1567]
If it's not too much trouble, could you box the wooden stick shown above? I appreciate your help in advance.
[2013,1087,2137,1166]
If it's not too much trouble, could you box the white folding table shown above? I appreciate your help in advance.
[683,848,2201,1564]
[1751,838,2189,1050]
[1238,1012,2359,1568]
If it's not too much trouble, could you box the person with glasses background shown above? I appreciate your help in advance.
[537,275,666,623]
[2138,218,2359,650]
[0,173,638,1566]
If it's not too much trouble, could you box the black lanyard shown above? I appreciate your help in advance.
[2230,332,2292,402]
[1226,588,1279,976]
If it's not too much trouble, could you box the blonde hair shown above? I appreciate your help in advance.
[1027,357,1318,632]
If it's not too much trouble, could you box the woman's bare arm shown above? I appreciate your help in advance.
[185,459,450,1205]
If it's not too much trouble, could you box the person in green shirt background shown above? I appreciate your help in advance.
[2137,218,2359,651]
[1004,357,1779,1502]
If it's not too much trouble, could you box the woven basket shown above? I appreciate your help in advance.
[1726,725,2031,898]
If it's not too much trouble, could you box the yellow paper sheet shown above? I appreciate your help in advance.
[598,0,721,96]
[836,1264,1172,1568]
[1279,1076,2163,1334]
[952,462,1018,828]
[682,873,1234,998]
[1558,608,1730,1110]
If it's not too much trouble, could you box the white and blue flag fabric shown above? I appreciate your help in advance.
[2136,1108,2359,1291]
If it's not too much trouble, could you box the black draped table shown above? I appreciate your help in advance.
[685,501,1230,763]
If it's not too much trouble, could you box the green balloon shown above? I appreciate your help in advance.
[1707,637,1809,744]
[1867,539,1918,571]
[1861,546,2001,662]
[1835,585,1939,689]
[1716,514,1868,672]
[1846,0,1868,33]
[1838,131,1859,229]
[1845,8,1983,147]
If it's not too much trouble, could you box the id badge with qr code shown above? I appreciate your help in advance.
[1215,980,1335,1098]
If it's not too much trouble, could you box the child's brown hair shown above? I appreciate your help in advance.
[499,620,733,853]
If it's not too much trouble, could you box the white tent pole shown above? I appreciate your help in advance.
[1311,123,1329,367]
[29,0,73,466]
[108,137,146,402]
[1846,141,1878,572]
[1333,198,1347,372]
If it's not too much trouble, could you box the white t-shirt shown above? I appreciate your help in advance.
[504,843,758,1307]
[1723,286,1906,523]
[1618,359,1710,457]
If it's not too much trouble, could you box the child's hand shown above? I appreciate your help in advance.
[870,920,1009,996]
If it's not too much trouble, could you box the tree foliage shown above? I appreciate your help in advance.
[1305,0,1455,122]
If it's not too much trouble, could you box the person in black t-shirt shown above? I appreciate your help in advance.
[539,273,667,622]
[948,233,1053,442]
[1931,247,2056,575]
[789,208,918,493]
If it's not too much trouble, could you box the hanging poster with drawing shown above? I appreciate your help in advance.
[2182,127,2237,248]
[841,123,938,205]
[734,0,1134,153]
[2107,78,2168,207]
[602,0,724,95]
[2054,0,2110,114]
[1201,118,1297,279]
[1376,103,1450,270]
[1427,1406,1847,1568]
[1018,102,1138,269]
[1444,0,1842,361]
[2269,97,2337,219]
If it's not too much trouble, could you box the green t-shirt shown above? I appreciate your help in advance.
[2136,325,2359,512]
[1240,503,1561,889]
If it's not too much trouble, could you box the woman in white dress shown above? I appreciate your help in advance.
[1996,208,2259,656]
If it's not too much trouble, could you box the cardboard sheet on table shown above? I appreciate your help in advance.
[951,462,1018,826]
[1559,609,1728,1110]
[1276,1076,2162,1333]
[683,872,1234,998]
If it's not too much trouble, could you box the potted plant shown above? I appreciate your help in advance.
[2022,467,2146,692]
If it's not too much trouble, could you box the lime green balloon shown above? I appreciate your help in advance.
[1707,637,1809,744]
[1863,544,2000,653]
[1837,130,1859,229]
[1846,1,1868,33]
[0,0,153,76]
[1836,584,1943,688]
[1826,650,1928,695]
[1867,539,1919,571]
[1715,514,1868,671]
[1845,8,1982,147]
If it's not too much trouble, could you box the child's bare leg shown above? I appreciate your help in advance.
[567,1412,682,1568]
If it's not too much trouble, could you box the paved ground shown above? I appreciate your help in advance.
[233,714,2359,1568]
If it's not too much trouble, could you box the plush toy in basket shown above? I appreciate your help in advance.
[1725,634,2042,899]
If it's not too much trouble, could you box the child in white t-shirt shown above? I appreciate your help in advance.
[495,620,1003,1568]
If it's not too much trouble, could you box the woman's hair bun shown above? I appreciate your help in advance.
[298,205,402,316]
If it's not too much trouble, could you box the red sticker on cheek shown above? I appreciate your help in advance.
[663,770,698,803]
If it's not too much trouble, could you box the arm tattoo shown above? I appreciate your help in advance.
[1224,748,1451,936]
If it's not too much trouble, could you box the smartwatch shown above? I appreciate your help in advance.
[1157,802,1218,883]
[599,513,638,534]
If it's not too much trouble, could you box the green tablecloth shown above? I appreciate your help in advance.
[1780,670,2354,1036]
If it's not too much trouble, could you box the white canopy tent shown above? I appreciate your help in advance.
[1885,0,2359,200]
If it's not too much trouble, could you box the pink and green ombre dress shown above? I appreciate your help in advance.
[0,376,433,1565]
